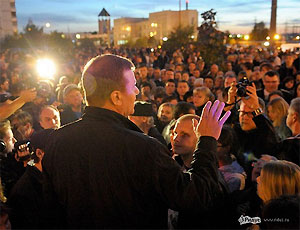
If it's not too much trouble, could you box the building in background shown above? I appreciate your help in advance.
[98,8,113,47]
[0,0,18,40]
[113,9,198,47]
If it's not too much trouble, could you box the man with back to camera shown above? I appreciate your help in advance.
[42,54,231,229]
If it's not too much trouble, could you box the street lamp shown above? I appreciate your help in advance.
[274,34,280,40]
[264,41,270,47]
[162,37,168,41]
[76,34,81,39]
[266,36,270,40]
[244,35,249,40]
[45,22,51,28]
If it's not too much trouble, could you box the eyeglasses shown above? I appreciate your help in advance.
[238,110,253,118]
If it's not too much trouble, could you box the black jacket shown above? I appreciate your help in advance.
[42,106,222,229]
[234,114,279,159]
[8,166,44,229]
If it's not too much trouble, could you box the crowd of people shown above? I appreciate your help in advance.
[0,44,300,229]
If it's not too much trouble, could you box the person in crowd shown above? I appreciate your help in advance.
[207,64,219,78]
[281,76,295,93]
[165,69,175,82]
[279,53,295,82]
[176,80,189,101]
[59,84,84,126]
[257,160,300,203]
[156,102,175,133]
[257,70,292,104]
[128,101,166,146]
[0,77,10,98]
[42,54,231,229]
[276,98,300,165]
[165,79,176,96]
[193,87,215,116]
[0,120,24,198]
[39,105,61,129]
[293,81,300,98]
[137,82,153,101]
[267,97,292,140]
[193,78,204,88]
[224,74,237,88]
[137,64,156,93]
[153,67,164,87]
[10,110,35,142]
[162,101,196,145]
[8,129,53,229]
[217,125,246,193]
[203,76,214,90]
[188,62,196,76]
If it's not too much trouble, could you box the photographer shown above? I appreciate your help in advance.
[224,80,279,184]
[0,120,24,198]
[8,129,53,229]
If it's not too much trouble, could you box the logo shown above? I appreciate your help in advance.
[238,215,261,225]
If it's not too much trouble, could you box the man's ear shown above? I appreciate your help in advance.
[36,148,44,160]
[110,91,122,106]
[293,112,299,122]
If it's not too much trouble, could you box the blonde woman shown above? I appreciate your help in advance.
[257,160,300,203]
[267,97,292,140]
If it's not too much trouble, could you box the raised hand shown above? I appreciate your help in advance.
[19,88,37,103]
[193,100,231,140]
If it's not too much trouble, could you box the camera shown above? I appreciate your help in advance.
[14,140,33,162]
[236,77,251,97]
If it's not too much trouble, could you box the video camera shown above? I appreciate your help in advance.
[13,140,34,162]
[236,77,251,97]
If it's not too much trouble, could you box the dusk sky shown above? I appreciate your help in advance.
[16,0,300,34]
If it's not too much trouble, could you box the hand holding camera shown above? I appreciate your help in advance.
[241,82,260,111]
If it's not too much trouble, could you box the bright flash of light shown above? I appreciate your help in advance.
[151,48,154,52]
[36,59,56,79]
[158,45,162,49]
[274,34,280,40]
[76,34,81,39]
[162,37,168,41]
[237,34,241,38]
[296,36,300,40]
[266,36,270,40]
[264,41,270,47]
[191,35,195,39]
[244,35,249,40]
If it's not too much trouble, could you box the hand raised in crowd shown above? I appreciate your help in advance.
[193,100,231,140]
[19,88,37,103]
[242,82,260,111]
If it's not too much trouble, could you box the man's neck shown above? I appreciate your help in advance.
[72,105,82,112]
[292,123,300,137]
[180,154,193,168]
